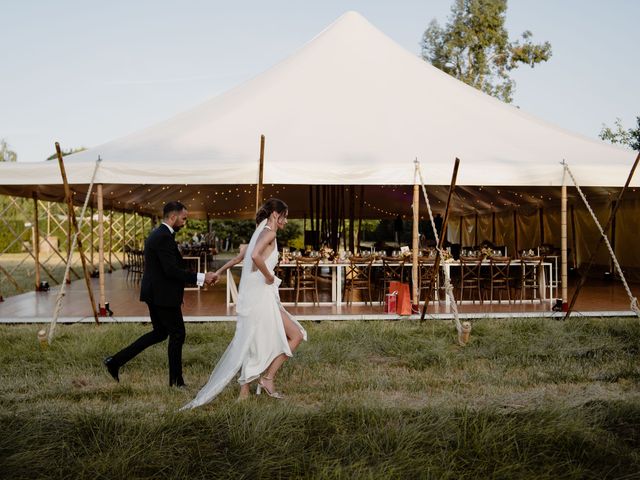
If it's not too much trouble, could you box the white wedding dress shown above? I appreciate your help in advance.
[181,219,307,410]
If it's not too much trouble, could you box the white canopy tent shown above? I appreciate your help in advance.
[0,11,637,277]
[0,11,635,191]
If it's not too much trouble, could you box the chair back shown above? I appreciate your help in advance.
[488,256,511,281]
[346,256,373,282]
[460,255,483,281]
[295,257,320,282]
[381,256,405,282]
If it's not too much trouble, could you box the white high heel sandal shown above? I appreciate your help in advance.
[256,376,284,399]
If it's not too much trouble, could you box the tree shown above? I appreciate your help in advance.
[420,0,552,103]
[46,147,87,161]
[0,139,17,162]
[599,117,640,151]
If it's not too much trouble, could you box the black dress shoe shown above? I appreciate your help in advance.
[103,356,120,382]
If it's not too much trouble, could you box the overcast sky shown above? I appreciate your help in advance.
[1,0,637,162]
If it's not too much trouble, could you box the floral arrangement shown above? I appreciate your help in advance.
[480,246,494,258]
[319,245,334,260]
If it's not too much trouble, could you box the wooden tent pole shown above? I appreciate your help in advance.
[97,184,107,316]
[513,210,519,256]
[108,208,114,272]
[564,152,640,319]
[90,203,95,268]
[66,201,71,284]
[357,186,364,252]
[55,142,99,324]
[412,164,420,313]
[256,134,265,212]
[122,212,126,261]
[421,158,460,321]
[32,192,41,290]
[561,179,568,310]
[349,185,355,253]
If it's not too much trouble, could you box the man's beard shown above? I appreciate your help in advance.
[173,225,183,232]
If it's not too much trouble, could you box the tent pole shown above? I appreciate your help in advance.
[121,211,126,266]
[66,201,71,284]
[492,211,496,244]
[474,212,478,247]
[32,192,41,290]
[539,207,545,245]
[570,205,577,268]
[357,186,364,253]
[513,210,519,256]
[349,185,355,253]
[412,164,419,313]
[108,208,113,273]
[97,184,107,316]
[563,151,640,320]
[421,158,460,321]
[90,203,95,268]
[256,134,265,212]
[55,142,99,324]
[561,178,568,311]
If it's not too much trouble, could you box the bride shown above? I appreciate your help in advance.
[181,198,306,409]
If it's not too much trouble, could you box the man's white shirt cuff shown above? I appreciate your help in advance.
[196,273,205,287]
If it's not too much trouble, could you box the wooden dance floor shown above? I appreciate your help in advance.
[1,267,638,323]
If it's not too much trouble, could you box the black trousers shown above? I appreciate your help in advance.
[111,302,186,386]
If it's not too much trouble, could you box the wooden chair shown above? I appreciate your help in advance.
[488,256,512,303]
[294,257,320,306]
[344,256,374,306]
[274,261,295,302]
[518,256,544,302]
[417,258,439,303]
[458,256,484,304]
[379,256,405,304]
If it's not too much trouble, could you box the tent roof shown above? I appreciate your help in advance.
[0,11,636,217]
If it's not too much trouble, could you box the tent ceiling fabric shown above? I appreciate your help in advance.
[0,183,635,220]
[0,11,636,217]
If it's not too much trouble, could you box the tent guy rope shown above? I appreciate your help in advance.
[563,161,639,318]
[415,160,467,345]
[48,158,102,344]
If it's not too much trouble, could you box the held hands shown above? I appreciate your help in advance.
[204,271,219,285]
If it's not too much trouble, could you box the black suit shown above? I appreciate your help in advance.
[111,224,197,386]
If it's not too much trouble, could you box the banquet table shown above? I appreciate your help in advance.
[226,258,555,308]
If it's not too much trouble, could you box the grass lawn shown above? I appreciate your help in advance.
[1,318,639,479]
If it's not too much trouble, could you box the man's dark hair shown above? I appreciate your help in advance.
[163,201,187,219]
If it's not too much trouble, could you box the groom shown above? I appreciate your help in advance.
[104,201,217,387]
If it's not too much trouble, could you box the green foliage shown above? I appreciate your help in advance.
[278,219,302,247]
[1,318,640,478]
[421,0,552,103]
[0,139,18,162]
[202,219,303,249]
[174,218,209,243]
[599,116,640,151]
[207,219,256,246]
[0,220,30,253]
[45,146,87,161]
